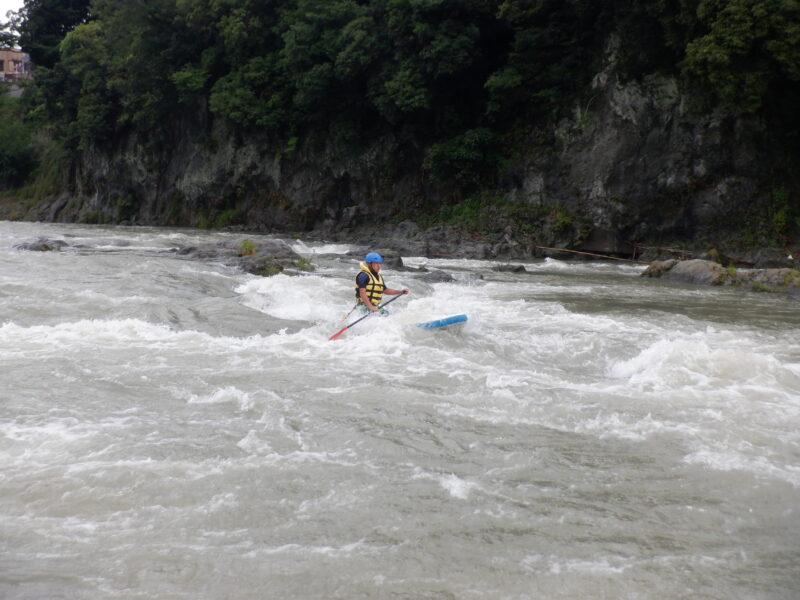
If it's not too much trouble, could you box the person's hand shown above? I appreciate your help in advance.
[402,288,409,294]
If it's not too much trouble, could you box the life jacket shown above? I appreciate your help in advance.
[355,261,385,306]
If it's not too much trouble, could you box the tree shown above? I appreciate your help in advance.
[17,0,91,67]
[485,0,602,122]
[1,9,20,48]
[683,0,800,113]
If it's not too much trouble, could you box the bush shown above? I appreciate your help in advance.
[238,239,256,256]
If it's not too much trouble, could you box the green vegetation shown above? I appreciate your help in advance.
[294,257,314,271]
[421,197,486,231]
[784,269,800,286]
[682,0,800,115]
[1,0,798,231]
[257,261,284,277]
[10,0,792,152]
[0,95,37,189]
[768,187,794,244]
[750,281,784,294]
[549,207,573,233]
[238,239,256,256]
[213,208,244,228]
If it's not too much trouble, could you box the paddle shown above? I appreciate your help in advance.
[328,294,405,340]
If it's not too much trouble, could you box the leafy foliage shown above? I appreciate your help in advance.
[486,0,602,121]
[0,95,37,188]
[16,0,91,67]
[682,0,800,114]
[6,0,800,198]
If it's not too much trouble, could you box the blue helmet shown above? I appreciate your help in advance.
[365,252,383,264]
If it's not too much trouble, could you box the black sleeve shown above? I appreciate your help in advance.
[356,273,370,289]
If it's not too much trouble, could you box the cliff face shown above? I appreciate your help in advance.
[507,60,768,254]
[55,107,425,235]
[24,59,782,256]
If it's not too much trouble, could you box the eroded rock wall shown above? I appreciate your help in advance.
[17,53,782,255]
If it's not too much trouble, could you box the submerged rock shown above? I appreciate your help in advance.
[176,237,302,276]
[493,264,528,273]
[415,269,455,283]
[13,238,69,252]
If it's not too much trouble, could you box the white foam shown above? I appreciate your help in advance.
[0,318,202,347]
[440,473,477,499]
[244,540,371,559]
[236,274,348,322]
[4,222,800,599]
[607,333,794,391]
[547,557,629,575]
[542,257,571,270]
[684,448,800,488]
[573,412,699,441]
[188,387,254,411]
[290,240,353,255]
[236,430,274,455]
[1,418,96,448]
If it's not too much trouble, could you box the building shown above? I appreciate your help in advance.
[0,48,31,81]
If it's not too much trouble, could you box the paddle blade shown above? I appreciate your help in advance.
[328,326,348,341]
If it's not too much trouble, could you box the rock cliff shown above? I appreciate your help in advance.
[7,55,793,261]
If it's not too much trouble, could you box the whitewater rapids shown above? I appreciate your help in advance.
[1,221,798,599]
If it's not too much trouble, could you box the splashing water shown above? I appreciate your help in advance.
[1,221,799,599]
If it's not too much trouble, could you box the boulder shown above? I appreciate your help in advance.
[642,258,800,298]
[661,259,730,285]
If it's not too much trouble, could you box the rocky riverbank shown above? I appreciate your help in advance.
[12,234,308,277]
[12,223,800,302]
[643,258,800,299]
[2,37,797,264]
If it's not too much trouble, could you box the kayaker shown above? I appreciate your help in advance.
[356,252,409,313]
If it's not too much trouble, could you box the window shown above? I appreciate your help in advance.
[0,60,5,72]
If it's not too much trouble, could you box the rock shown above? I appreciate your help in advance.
[661,259,730,285]
[48,194,70,221]
[14,238,69,252]
[9,35,796,259]
[493,264,527,273]
[236,256,287,277]
[342,222,506,260]
[415,269,455,283]
[740,248,795,269]
[736,268,800,289]
[177,237,298,261]
[250,238,298,259]
[577,227,631,255]
[174,237,302,276]
[700,248,734,267]
[641,259,678,277]
[642,258,800,297]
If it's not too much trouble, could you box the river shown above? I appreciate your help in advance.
[1,221,798,599]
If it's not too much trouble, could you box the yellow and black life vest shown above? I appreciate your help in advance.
[354,261,385,306]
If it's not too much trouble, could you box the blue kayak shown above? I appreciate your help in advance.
[416,314,468,329]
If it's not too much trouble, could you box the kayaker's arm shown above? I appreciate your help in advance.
[384,287,409,296]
